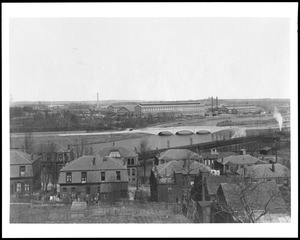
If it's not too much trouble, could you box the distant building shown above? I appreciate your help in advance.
[10,150,42,195]
[150,159,211,203]
[58,155,129,202]
[107,104,136,116]
[223,105,264,114]
[95,146,139,186]
[135,101,206,116]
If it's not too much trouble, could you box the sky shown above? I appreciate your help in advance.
[9,17,290,102]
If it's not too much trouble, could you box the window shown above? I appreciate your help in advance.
[101,172,105,181]
[116,171,121,181]
[19,166,25,177]
[66,172,72,183]
[25,183,30,192]
[132,168,136,176]
[131,158,135,165]
[71,187,76,198]
[127,159,131,165]
[62,187,67,197]
[81,172,87,183]
[16,183,21,192]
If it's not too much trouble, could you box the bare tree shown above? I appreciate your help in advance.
[212,178,288,223]
[24,131,34,154]
[74,137,90,158]
[40,142,57,192]
[137,137,151,184]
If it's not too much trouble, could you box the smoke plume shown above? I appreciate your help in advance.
[273,107,283,131]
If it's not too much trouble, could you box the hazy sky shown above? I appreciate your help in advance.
[9,18,290,102]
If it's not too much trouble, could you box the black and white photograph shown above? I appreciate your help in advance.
[2,2,298,238]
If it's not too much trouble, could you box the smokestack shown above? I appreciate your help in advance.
[211,96,214,111]
[216,97,218,109]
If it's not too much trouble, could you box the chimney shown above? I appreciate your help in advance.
[216,96,218,109]
[271,162,275,172]
[211,96,214,111]
[92,156,96,165]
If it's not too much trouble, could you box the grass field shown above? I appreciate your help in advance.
[10,201,191,223]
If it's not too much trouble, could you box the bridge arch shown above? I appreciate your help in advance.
[175,130,194,135]
[158,131,173,136]
[196,130,211,135]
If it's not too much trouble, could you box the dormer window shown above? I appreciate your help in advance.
[109,151,121,158]
[19,166,25,177]
[81,172,87,183]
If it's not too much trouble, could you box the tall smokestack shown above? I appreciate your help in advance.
[211,96,213,111]
[216,97,218,109]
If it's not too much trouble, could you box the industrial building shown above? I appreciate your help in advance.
[135,101,206,116]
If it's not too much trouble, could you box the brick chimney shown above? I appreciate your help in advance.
[271,162,275,172]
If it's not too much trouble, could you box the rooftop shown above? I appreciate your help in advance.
[10,150,34,165]
[60,155,126,172]
[219,181,288,217]
[157,149,202,162]
[222,154,264,165]
[237,163,290,178]
[95,146,138,158]
[154,159,211,181]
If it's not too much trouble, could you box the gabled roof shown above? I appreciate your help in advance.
[222,154,262,165]
[205,175,244,196]
[239,163,290,179]
[60,155,126,172]
[95,146,138,158]
[157,149,202,162]
[218,181,287,216]
[10,150,33,165]
[155,159,211,179]
[117,105,136,112]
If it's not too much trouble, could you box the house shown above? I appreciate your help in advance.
[213,181,289,223]
[58,155,129,202]
[236,163,290,187]
[116,105,136,117]
[10,150,41,195]
[214,153,266,175]
[155,149,202,165]
[200,149,238,169]
[32,142,74,190]
[107,104,136,116]
[259,146,272,155]
[202,175,245,201]
[150,159,211,203]
[95,146,139,186]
